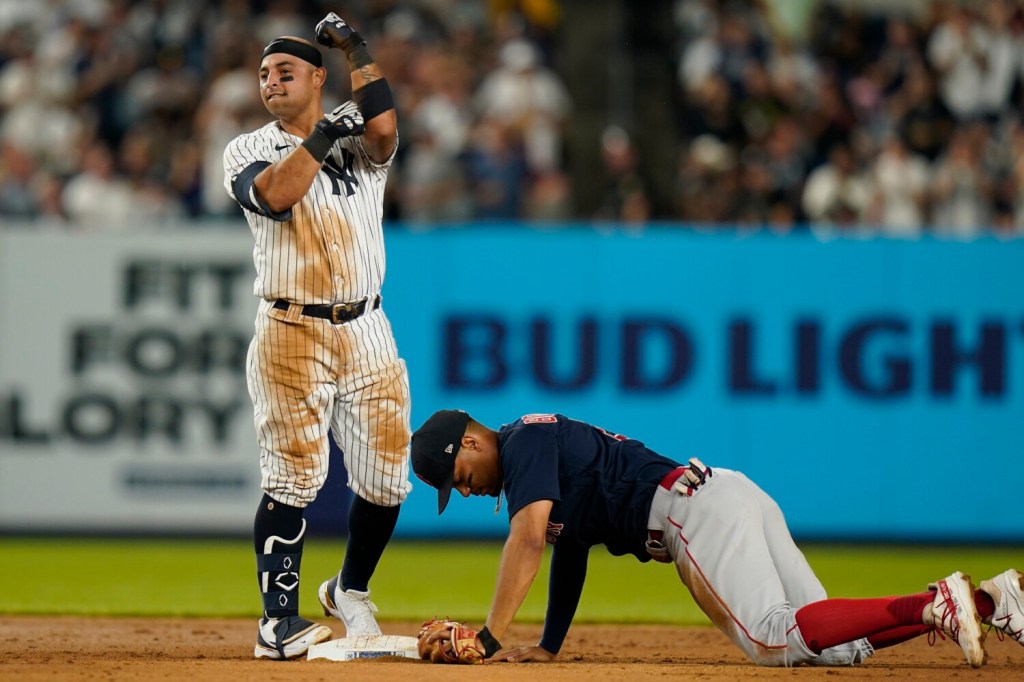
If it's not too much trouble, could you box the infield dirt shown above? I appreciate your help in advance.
[2,615,1022,680]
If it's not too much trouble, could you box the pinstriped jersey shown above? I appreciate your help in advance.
[223,120,396,304]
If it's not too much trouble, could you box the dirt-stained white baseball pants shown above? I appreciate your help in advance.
[648,468,873,667]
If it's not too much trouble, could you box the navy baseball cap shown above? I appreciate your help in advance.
[411,409,470,514]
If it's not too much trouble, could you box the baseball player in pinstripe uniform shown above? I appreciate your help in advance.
[222,12,409,660]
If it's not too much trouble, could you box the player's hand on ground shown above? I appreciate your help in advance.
[324,101,365,138]
[486,645,556,663]
[315,12,358,49]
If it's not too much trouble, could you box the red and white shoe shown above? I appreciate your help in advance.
[926,571,985,668]
[980,569,1024,646]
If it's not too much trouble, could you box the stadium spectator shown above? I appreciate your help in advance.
[474,38,570,175]
[593,125,650,223]
[867,135,931,237]
[887,62,956,162]
[1004,122,1024,233]
[930,125,994,238]
[675,133,738,224]
[193,39,265,216]
[802,143,870,228]
[679,9,769,96]
[0,0,1022,236]
[0,41,83,175]
[398,46,474,223]
[60,140,137,225]
[460,117,527,220]
[0,142,39,217]
[926,1,1013,121]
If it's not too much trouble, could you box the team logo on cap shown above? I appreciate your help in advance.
[444,444,453,454]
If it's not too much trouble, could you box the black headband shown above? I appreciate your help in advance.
[261,38,323,68]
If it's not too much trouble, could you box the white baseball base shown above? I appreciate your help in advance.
[307,635,420,662]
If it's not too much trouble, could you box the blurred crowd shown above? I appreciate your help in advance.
[1,0,1024,236]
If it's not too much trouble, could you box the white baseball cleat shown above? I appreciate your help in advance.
[925,571,985,668]
[254,615,332,660]
[980,568,1024,646]
[319,575,383,636]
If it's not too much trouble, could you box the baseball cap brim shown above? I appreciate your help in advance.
[410,409,470,515]
[436,473,455,515]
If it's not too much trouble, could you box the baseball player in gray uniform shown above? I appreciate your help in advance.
[410,410,1023,668]
[222,12,410,660]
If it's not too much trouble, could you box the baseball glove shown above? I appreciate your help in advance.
[417,618,486,664]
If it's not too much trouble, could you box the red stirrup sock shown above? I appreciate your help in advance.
[795,592,934,654]
[867,624,933,650]
[975,588,995,622]
[868,585,995,647]
[865,585,997,650]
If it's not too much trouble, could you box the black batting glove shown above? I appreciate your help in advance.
[325,101,365,136]
[301,102,365,163]
[315,12,365,52]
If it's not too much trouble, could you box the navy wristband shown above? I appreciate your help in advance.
[346,43,374,69]
[340,30,366,55]
[478,626,501,658]
[301,119,338,163]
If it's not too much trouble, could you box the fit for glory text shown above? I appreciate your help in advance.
[0,258,254,447]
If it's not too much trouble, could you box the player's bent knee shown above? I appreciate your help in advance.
[733,610,817,667]
[744,646,817,668]
[745,650,787,667]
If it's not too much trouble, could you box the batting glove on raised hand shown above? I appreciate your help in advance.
[325,100,365,137]
[315,12,363,51]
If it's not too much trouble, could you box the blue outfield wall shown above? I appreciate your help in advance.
[379,226,1024,542]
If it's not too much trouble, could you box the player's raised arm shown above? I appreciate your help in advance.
[315,12,397,163]
[247,37,365,216]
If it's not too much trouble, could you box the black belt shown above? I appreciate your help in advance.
[273,295,381,324]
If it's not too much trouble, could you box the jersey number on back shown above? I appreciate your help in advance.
[323,149,359,197]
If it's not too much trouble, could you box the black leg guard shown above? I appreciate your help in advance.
[254,493,306,618]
